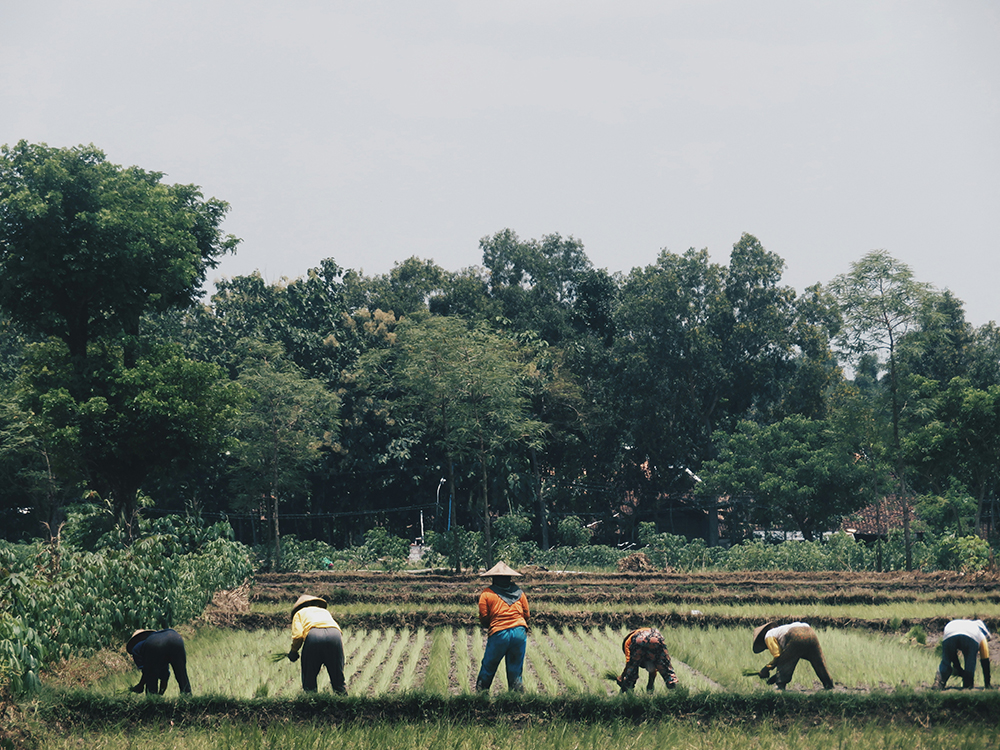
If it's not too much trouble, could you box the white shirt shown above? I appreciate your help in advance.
[943,619,989,644]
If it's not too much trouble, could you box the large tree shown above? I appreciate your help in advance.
[358,316,546,568]
[229,340,340,568]
[17,338,241,537]
[0,141,239,364]
[702,414,872,541]
[830,250,930,569]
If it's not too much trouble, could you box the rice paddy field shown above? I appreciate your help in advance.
[21,569,1000,749]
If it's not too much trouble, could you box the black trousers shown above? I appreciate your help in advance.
[139,629,191,694]
[301,627,346,693]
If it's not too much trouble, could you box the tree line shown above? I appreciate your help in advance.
[1,141,998,570]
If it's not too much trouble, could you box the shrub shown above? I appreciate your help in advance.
[0,519,252,695]
[932,534,991,573]
[492,513,532,542]
[556,516,592,548]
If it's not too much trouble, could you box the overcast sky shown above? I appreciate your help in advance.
[3,1,998,326]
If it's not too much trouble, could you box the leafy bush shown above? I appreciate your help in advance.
[932,534,991,573]
[492,513,532,542]
[425,527,483,572]
[0,519,252,695]
[556,516,592,547]
[360,527,411,572]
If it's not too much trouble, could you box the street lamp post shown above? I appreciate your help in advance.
[435,477,446,531]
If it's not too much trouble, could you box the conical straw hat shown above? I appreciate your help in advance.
[291,594,327,617]
[479,561,522,577]
[126,629,155,653]
[752,622,775,653]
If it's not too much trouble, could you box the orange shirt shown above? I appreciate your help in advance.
[623,628,651,662]
[478,588,529,636]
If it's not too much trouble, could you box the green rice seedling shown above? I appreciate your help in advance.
[397,627,427,691]
[470,627,486,672]
[566,625,620,694]
[31,718,1000,750]
[665,624,771,691]
[343,629,377,685]
[372,628,413,694]
[350,628,397,694]
[452,627,471,693]
[537,626,590,693]
[524,642,560,694]
[817,628,940,690]
[421,627,452,694]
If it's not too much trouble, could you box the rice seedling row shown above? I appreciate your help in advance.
[91,621,963,699]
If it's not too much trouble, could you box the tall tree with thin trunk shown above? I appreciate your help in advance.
[830,250,930,570]
[359,316,546,570]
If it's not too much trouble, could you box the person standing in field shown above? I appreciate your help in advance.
[934,618,992,690]
[616,627,679,692]
[125,628,192,695]
[475,561,529,693]
[752,621,834,690]
[287,594,346,694]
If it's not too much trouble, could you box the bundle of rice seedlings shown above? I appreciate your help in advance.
[268,652,288,664]
[603,669,620,681]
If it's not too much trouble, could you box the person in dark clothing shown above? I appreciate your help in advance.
[126,628,192,695]
[752,621,833,691]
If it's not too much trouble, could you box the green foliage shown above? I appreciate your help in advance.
[492,512,532,542]
[555,516,591,547]
[932,534,991,573]
[0,140,239,359]
[637,523,728,571]
[360,527,411,572]
[425,527,483,572]
[0,520,251,694]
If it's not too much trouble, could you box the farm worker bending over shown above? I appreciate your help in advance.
[934,619,991,689]
[126,628,192,695]
[616,627,679,693]
[288,594,346,694]
[752,621,833,691]
[475,561,529,693]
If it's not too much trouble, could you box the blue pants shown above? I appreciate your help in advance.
[939,634,979,688]
[476,626,526,692]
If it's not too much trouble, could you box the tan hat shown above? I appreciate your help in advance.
[291,594,327,617]
[126,629,155,654]
[752,622,775,654]
[479,561,522,577]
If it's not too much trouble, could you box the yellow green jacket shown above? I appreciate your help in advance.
[290,606,341,655]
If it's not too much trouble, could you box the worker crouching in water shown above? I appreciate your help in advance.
[617,627,678,693]
[934,619,992,690]
[288,594,346,694]
[752,621,834,691]
[126,628,192,695]
[475,562,529,693]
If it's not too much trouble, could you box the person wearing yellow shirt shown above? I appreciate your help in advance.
[287,594,346,693]
[475,561,529,693]
[752,621,834,690]
[934,619,992,689]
